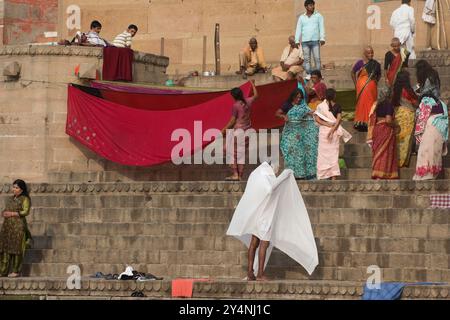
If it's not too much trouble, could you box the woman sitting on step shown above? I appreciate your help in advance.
[277,88,319,180]
[0,179,32,278]
[367,87,400,180]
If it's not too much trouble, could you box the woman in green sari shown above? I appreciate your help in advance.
[277,89,319,180]
[0,179,32,278]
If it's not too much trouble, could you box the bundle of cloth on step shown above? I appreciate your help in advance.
[226,162,319,276]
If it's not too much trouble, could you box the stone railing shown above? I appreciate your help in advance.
[0,44,169,68]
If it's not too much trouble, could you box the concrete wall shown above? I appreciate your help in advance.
[1,0,58,45]
[0,45,168,183]
[56,0,450,74]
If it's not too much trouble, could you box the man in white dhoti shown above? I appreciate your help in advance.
[226,162,319,281]
[390,0,416,59]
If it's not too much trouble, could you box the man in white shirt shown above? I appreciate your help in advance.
[390,0,416,59]
[272,36,304,81]
[112,25,138,48]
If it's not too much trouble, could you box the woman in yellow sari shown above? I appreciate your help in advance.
[392,71,418,167]
[351,46,382,132]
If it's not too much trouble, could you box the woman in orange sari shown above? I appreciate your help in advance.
[367,87,399,180]
[351,46,381,132]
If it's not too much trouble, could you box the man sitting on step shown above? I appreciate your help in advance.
[272,35,304,82]
[237,38,270,79]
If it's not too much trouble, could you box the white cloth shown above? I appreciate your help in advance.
[226,162,319,275]
[314,101,353,143]
[86,31,107,47]
[390,4,416,59]
[118,266,134,279]
[280,45,304,65]
[422,0,436,24]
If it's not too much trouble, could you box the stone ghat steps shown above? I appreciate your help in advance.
[183,69,355,91]
[24,234,449,253]
[26,222,449,240]
[21,193,435,209]
[44,127,449,182]
[19,262,449,283]
[3,193,436,209]
[1,278,448,300]
[26,207,449,225]
[45,167,450,182]
[22,248,448,270]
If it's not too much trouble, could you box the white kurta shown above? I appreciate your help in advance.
[226,162,319,276]
[390,4,416,59]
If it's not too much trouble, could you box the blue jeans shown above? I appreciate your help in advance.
[302,41,321,75]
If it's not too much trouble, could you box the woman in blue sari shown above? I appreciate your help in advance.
[276,88,319,180]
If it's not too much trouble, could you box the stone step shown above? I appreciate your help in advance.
[19,262,449,283]
[183,68,355,90]
[343,154,450,169]
[342,168,450,180]
[25,222,449,239]
[13,193,433,209]
[1,278,448,300]
[45,167,450,182]
[25,207,449,225]
[22,248,448,271]
[27,234,449,254]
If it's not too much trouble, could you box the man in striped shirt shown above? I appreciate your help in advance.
[112,25,139,48]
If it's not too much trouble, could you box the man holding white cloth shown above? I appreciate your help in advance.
[390,0,416,59]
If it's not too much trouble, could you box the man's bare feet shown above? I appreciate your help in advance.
[256,275,269,281]
[247,273,256,281]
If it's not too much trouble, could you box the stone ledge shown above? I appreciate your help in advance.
[0,278,448,300]
[0,180,448,195]
[0,45,169,67]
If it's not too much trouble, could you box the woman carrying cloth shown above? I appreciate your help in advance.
[413,96,448,180]
[0,179,32,278]
[392,71,418,168]
[384,37,410,87]
[277,88,319,180]
[306,70,327,111]
[367,87,399,180]
[351,46,382,132]
[314,89,352,180]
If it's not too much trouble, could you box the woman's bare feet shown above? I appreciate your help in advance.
[256,275,269,281]
[8,273,19,278]
[247,272,256,281]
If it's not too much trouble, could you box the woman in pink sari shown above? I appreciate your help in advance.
[314,89,352,180]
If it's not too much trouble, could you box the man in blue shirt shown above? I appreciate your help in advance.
[295,0,325,78]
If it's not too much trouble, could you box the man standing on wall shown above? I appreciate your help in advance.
[390,0,416,59]
[295,0,326,79]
